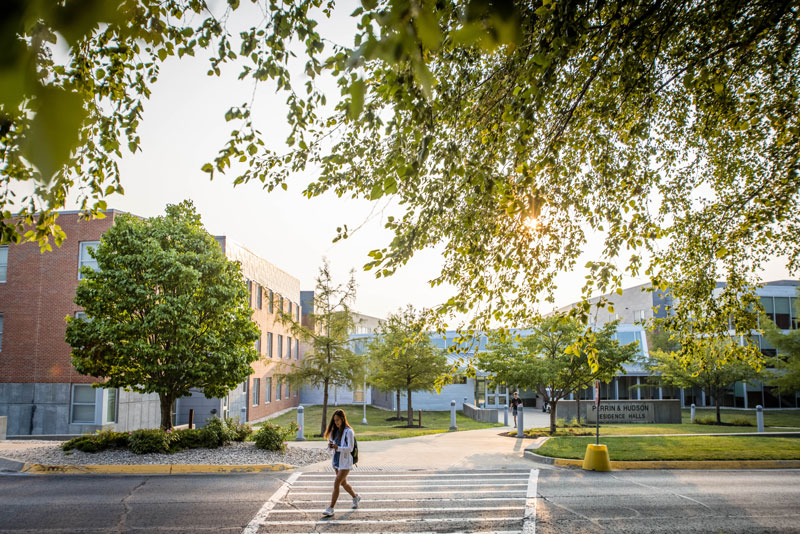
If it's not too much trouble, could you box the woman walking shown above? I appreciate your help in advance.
[322,409,360,517]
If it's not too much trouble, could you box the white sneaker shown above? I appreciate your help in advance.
[352,494,361,509]
[322,507,334,517]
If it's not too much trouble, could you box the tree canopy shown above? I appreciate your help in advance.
[5,1,799,363]
[65,200,260,430]
[366,305,449,426]
[276,259,364,436]
[648,336,760,423]
[477,315,637,433]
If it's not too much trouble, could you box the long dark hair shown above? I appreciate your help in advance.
[324,409,351,440]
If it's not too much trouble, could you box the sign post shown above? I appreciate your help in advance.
[594,379,600,446]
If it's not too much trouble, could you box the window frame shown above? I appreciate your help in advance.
[78,241,100,280]
[278,335,283,359]
[267,332,273,357]
[252,378,260,406]
[0,245,7,283]
[256,283,262,309]
[295,339,299,360]
[265,377,272,403]
[71,384,98,424]
[268,290,274,313]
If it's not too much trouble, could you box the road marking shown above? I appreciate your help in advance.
[299,472,530,478]
[269,506,524,513]
[291,489,527,495]
[258,516,522,525]
[522,468,539,534]
[292,482,528,488]
[284,497,527,503]
[241,471,300,534]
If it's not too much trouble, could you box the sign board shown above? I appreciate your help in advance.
[587,402,656,424]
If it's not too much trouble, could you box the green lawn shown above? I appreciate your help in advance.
[536,435,800,461]
[259,404,502,441]
[680,408,800,427]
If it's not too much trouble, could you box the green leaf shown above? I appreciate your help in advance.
[347,79,365,120]
[369,181,383,200]
[414,8,442,50]
[22,85,88,182]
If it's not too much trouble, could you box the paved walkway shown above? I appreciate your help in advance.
[294,410,554,471]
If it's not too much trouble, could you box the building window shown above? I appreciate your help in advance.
[255,335,261,354]
[256,283,262,309]
[287,338,292,359]
[78,241,100,280]
[295,339,299,360]
[269,290,274,313]
[288,301,292,317]
[275,379,281,401]
[278,335,283,358]
[633,310,646,323]
[280,296,284,312]
[71,384,96,423]
[775,297,791,329]
[267,332,273,357]
[265,377,272,403]
[286,383,291,398]
[294,388,298,398]
[246,280,253,308]
[296,305,300,321]
[252,378,260,405]
[105,388,118,423]
[0,245,7,282]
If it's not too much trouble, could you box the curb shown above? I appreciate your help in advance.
[523,449,800,470]
[16,463,296,475]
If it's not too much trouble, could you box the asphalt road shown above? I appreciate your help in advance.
[1,469,799,533]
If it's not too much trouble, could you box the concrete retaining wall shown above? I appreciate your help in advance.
[463,403,499,423]
[556,399,681,424]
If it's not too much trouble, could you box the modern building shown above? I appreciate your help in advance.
[0,211,302,436]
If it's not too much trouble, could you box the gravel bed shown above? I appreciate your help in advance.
[0,441,330,467]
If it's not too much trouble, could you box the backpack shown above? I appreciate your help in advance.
[352,436,359,465]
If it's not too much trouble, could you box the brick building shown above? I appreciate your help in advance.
[0,211,302,436]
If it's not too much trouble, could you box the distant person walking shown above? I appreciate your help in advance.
[510,391,522,427]
[322,409,360,517]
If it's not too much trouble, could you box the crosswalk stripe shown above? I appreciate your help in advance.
[282,497,526,503]
[522,469,539,534]
[291,489,527,495]
[298,472,529,478]
[269,506,524,513]
[292,486,528,489]
[257,516,523,525]
[242,471,300,534]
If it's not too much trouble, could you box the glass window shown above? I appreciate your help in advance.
[267,332,273,357]
[276,379,281,401]
[792,298,799,329]
[255,335,261,354]
[295,339,299,360]
[0,245,7,282]
[286,382,290,398]
[775,297,791,329]
[105,388,117,423]
[288,302,292,317]
[256,284,262,309]
[278,335,283,358]
[265,377,272,403]
[78,241,99,280]
[71,384,96,423]
[246,280,252,307]
[296,305,300,321]
[286,337,291,358]
[252,378,260,405]
[761,296,775,321]
[268,290,274,313]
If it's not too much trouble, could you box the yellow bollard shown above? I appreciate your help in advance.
[582,444,612,471]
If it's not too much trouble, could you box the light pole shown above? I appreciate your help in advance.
[362,375,368,425]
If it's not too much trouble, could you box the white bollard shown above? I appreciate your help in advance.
[690,403,696,423]
[504,405,509,426]
[449,400,457,431]
[296,405,305,441]
[756,405,764,433]
[517,406,524,437]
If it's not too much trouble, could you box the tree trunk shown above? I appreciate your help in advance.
[321,379,330,437]
[396,390,401,419]
[716,395,722,424]
[549,400,558,434]
[575,389,582,425]
[159,393,174,431]
[407,386,413,427]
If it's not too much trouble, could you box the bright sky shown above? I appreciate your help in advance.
[53,2,791,322]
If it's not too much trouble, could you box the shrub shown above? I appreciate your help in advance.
[62,430,129,453]
[204,416,236,447]
[225,417,253,442]
[254,422,298,452]
[129,428,170,454]
[170,428,218,450]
